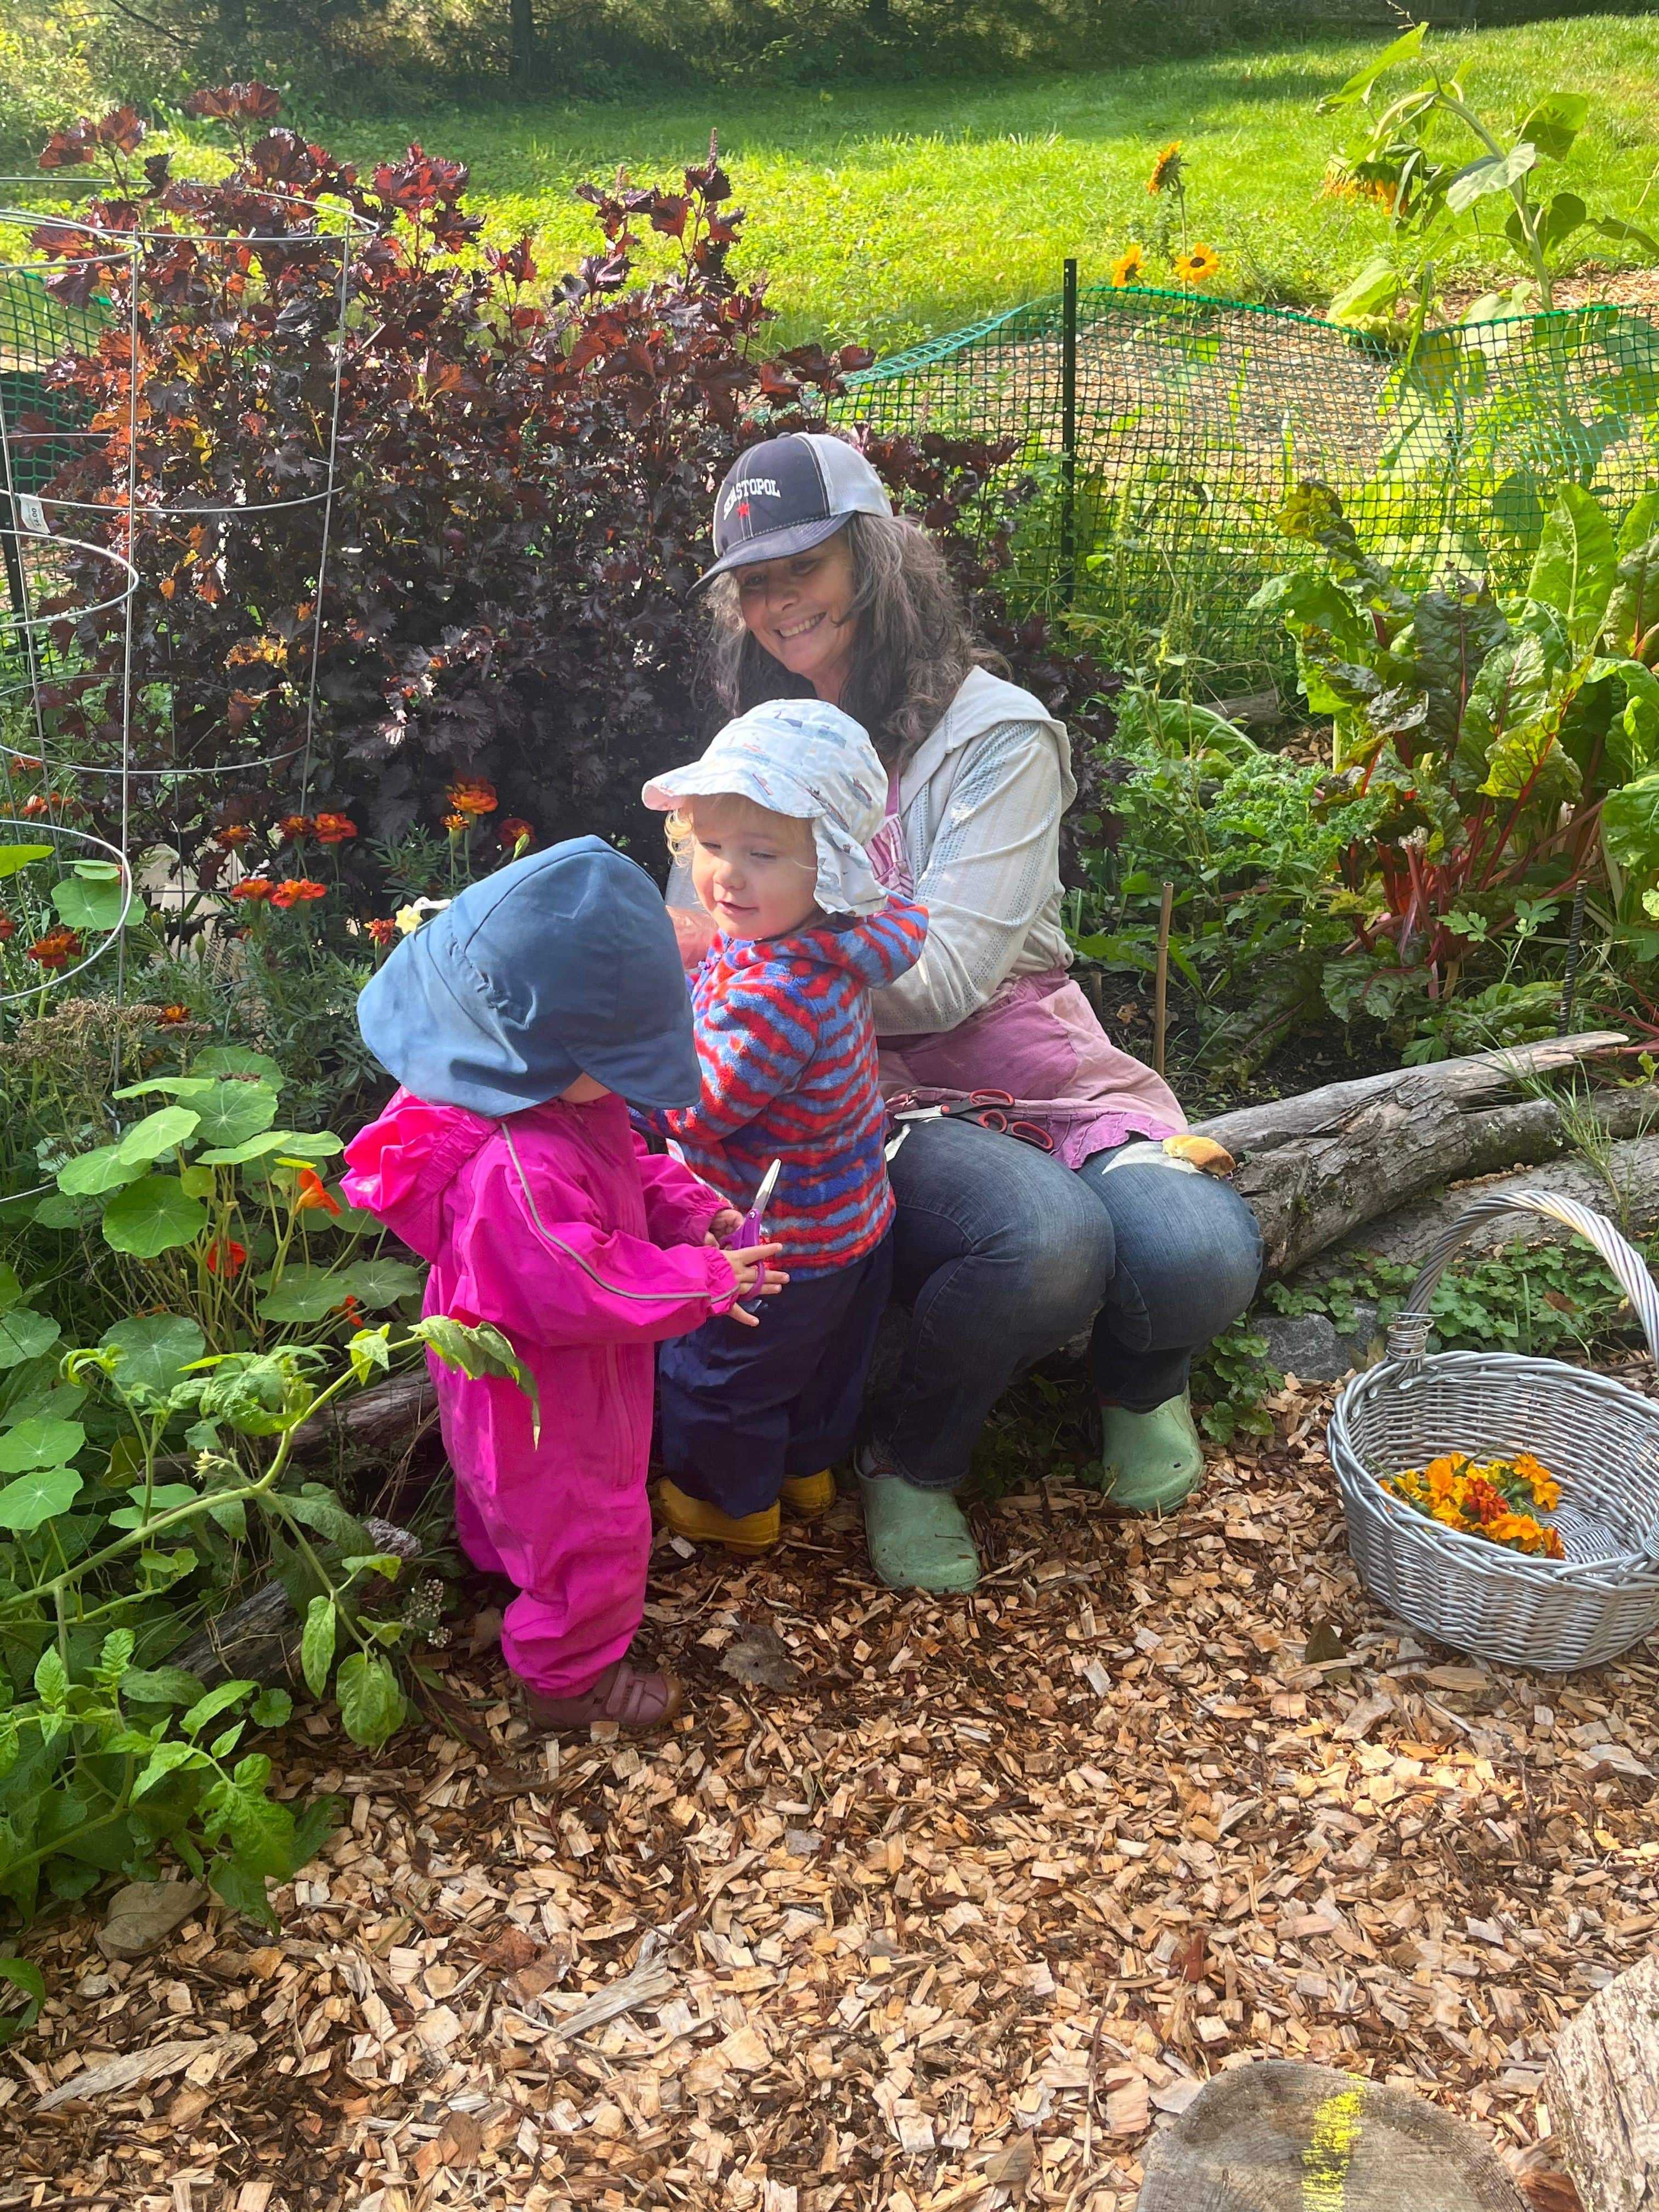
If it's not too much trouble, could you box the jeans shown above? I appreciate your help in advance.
[879,1118,1263,1491]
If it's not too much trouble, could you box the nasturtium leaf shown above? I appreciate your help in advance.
[179,1164,216,1199]
[57,1143,145,1197]
[256,1266,355,1324]
[340,1257,422,1310]
[0,1465,81,1533]
[0,1266,18,1317]
[0,1380,85,1430]
[334,1651,405,1750]
[113,1076,216,1101]
[101,1175,209,1257]
[114,1106,200,1166]
[0,1308,59,1372]
[0,844,53,877]
[33,1190,100,1228]
[250,1688,292,1729]
[196,1128,343,1166]
[52,872,128,933]
[187,1081,279,1149]
[193,1044,285,1088]
[100,1314,207,1395]
[0,1418,85,1474]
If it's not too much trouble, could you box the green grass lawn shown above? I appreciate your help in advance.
[289,16,1659,352]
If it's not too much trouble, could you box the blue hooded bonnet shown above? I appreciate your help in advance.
[357,835,702,1116]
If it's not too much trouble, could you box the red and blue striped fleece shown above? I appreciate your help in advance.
[644,893,927,1277]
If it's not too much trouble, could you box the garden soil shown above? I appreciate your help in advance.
[7,1373,1657,2211]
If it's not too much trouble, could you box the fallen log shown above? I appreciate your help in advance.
[1192,1031,1632,1277]
[1303,1128,1659,1280]
[170,1516,421,1689]
[1543,1951,1659,2212]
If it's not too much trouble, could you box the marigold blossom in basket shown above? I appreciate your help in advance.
[1382,1452,1566,1560]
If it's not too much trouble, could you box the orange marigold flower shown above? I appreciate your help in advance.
[21,793,58,818]
[1172,242,1223,284]
[447,776,498,817]
[229,876,275,902]
[276,814,315,843]
[443,811,469,836]
[270,878,326,910]
[11,754,43,773]
[1111,244,1146,288]
[294,1166,342,1216]
[1147,142,1183,195]
[214,823,253,849]
[159,1005,190,1025]
[365,915,397,947]
[498,816,534,853]
[314,812,358,844]
[0,913,13,943]
[26,926,83,969]
[206,1238,247,1278]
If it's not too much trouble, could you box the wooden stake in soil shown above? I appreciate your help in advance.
[1154,878,1173,1078]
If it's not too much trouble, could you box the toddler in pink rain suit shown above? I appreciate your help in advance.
[341,836,782,1731]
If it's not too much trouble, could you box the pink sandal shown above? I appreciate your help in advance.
[524,1661,683,1733]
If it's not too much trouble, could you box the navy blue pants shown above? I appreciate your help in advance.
[658,1232,894,1518]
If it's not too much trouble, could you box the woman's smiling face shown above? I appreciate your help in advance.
[735,532,857,702]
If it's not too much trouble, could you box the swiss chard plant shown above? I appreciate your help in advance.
[1251,477,1659,1037]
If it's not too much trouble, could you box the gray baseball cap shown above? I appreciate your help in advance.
[695,432,893,588]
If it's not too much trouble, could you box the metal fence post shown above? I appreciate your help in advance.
[1059,256,1077,608]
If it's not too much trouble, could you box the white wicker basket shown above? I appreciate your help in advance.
[1328,1189,1659,1673]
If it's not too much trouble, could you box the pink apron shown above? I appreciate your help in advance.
[870,774,1184,1169]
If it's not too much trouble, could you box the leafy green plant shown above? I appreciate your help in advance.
[10,1041,419,1357]
[1320,20,1659,338]
[1066,684,1387,1075]
[0,1309,532,1927]
[1190,1319,1281,1444]
[1250,477,1659,1034]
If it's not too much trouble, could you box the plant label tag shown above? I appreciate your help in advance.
[16,495,47,534]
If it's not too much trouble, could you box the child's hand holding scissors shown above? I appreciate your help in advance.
[703,1207,744,1246]
[724,1242,786,1325]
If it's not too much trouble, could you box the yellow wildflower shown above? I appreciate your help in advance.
[1111,242,1146,287]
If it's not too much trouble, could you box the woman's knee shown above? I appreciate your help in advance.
[1095,1169,1262,1349]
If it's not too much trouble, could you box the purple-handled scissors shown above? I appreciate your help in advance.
[732,1157,782,1315]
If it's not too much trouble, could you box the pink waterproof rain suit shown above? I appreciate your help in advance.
[342,1089,736,1696]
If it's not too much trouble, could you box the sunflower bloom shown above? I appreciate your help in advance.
[1111,243,1146,288]
[1147,142,1183,196]
[1172,242,1223,285]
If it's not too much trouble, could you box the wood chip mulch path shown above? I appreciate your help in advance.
[6,1376,1657,2212]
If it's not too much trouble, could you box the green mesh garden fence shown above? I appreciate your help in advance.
[1,265,104,618]
[836,269,1659,687]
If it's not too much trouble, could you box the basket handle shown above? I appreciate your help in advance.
[1385,1189,1659,1370]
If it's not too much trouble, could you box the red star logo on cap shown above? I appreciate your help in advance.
[737,501,751,519]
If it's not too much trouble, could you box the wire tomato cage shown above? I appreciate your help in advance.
[0,174,374,1014]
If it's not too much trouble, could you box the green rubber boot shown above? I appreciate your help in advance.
[1100,1391,1205,1513]
[856,1444,980,1593]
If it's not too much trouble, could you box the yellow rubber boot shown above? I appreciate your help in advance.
[780,1470,836,1517]
[657,1479,780,1555]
